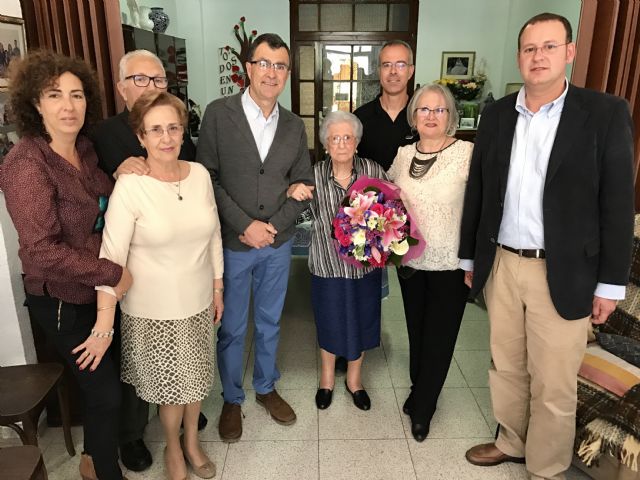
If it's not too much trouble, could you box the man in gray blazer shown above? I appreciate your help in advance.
[197,33,314,442]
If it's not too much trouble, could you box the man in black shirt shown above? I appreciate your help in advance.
[91,49,200,472]
[354,40,416,171]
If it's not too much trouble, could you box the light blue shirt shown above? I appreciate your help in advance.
[241,87,279,162]
[460,81,624,300]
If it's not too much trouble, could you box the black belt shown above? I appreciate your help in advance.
[499,244,545,259]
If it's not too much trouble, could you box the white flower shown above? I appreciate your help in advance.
[352,228,367,246]
[390,239,409,256]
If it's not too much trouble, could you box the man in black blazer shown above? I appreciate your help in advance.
[91,49,199,472]
[459,13,634,478]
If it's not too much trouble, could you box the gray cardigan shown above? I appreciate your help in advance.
[196,93,314,251]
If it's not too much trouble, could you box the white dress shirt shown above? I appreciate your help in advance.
[241,87,279,162]
[460,81,624,300]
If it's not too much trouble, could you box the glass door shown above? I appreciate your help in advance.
[296,42,383,162]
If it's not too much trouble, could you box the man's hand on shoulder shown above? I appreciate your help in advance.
[239,220,277,249]
[114,156,150,179]
[591,296,617,325]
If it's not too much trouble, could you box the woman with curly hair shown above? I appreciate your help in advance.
[0,51,130,480]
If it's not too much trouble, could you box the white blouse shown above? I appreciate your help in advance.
[97,162,223,319]
[388,140,473,271]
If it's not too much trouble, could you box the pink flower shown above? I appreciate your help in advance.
[380,209,406,248]
[370,203,384,215]
[344,191,376,226]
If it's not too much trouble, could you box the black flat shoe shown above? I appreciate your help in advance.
[315,388,333,409]
[411,422,429,442]
[345,381,371,411]
[402,396,412,416]
[198,411,208,431]
[120,438,152,472]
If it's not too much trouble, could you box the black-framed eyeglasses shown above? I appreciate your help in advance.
[124,74,169,88]
[249,60,289,72]
[519,43,569,57]
[414,107,449,118]
[380,61,411,71]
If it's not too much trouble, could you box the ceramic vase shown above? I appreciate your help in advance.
[138,6,154,31]
[149,7,170,33]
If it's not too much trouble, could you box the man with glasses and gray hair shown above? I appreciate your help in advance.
[459,13,634,478]
[93,49,196,178]
[91,49,200,473]
[197,33,313,443]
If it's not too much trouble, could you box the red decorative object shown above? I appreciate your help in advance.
[226,16,257,90]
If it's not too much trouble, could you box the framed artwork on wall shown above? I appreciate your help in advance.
[0,15,27,89]
[441,51,475,79]
[504,82,524,96]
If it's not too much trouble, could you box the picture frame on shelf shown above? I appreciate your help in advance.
[459,117,475,129]
[0,15,27,89]
[441,51,475,80]
[505,82,524,96]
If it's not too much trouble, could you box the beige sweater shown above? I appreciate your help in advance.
[388,140,473,271]
[97,162,223,319]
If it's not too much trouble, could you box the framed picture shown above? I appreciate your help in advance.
[459,117,475,129]
[441,51,475,79]
[505,82,524,96]
[0,15,27,89]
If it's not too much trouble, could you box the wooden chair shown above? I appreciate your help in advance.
[0,363,75,456]
[0,445,47,480]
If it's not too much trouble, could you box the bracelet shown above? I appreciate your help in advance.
[213,287,224,294]
[90,328,114,338]
[97,305,116,311]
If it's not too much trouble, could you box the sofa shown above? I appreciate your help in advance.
[573,216,640,480]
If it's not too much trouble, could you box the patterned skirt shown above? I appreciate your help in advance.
[120,306,215,405]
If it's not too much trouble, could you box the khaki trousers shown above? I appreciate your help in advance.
[484,247,590,480]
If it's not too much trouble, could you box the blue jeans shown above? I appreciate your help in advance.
[217,239,292,404]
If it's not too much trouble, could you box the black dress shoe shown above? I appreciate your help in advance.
[120,438,152,472]
[315,388,333,409]
[345,381,371,411]
[411,422,429,442]
[335,356,348,374]
[198,411,208,431]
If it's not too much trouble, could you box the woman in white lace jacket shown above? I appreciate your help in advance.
[388,83,472,443]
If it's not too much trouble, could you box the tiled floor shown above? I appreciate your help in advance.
[2,258,593,479]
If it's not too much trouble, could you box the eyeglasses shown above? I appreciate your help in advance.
[143,124,184,138]
[249,60,289,72]
[380,61,411,71]
[125,74,169,88]
[519,43,569,57]
[329,134,356,145]
[414,107,449,118]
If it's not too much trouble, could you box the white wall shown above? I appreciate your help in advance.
[500,0,582,95]
[0,0,36,366]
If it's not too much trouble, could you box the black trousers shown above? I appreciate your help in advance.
[26,293,123,480]
[111,309,149,445]
[398,269,469,424]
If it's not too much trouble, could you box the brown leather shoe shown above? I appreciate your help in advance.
[256,389,297,425]
[218,402,242,443]
[465,442,525,466]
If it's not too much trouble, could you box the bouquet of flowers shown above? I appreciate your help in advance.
[332,176,425,268]
[436,73,487,101]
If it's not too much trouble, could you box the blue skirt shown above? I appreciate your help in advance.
[311,270,382,361]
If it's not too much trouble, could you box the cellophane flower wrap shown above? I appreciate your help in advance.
[332,176,425,268]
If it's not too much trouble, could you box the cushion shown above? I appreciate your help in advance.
[596,332,640,368]
[578,344,640,397]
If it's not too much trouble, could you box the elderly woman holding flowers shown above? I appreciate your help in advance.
[388,83,473,442]
[302,111,387,411]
